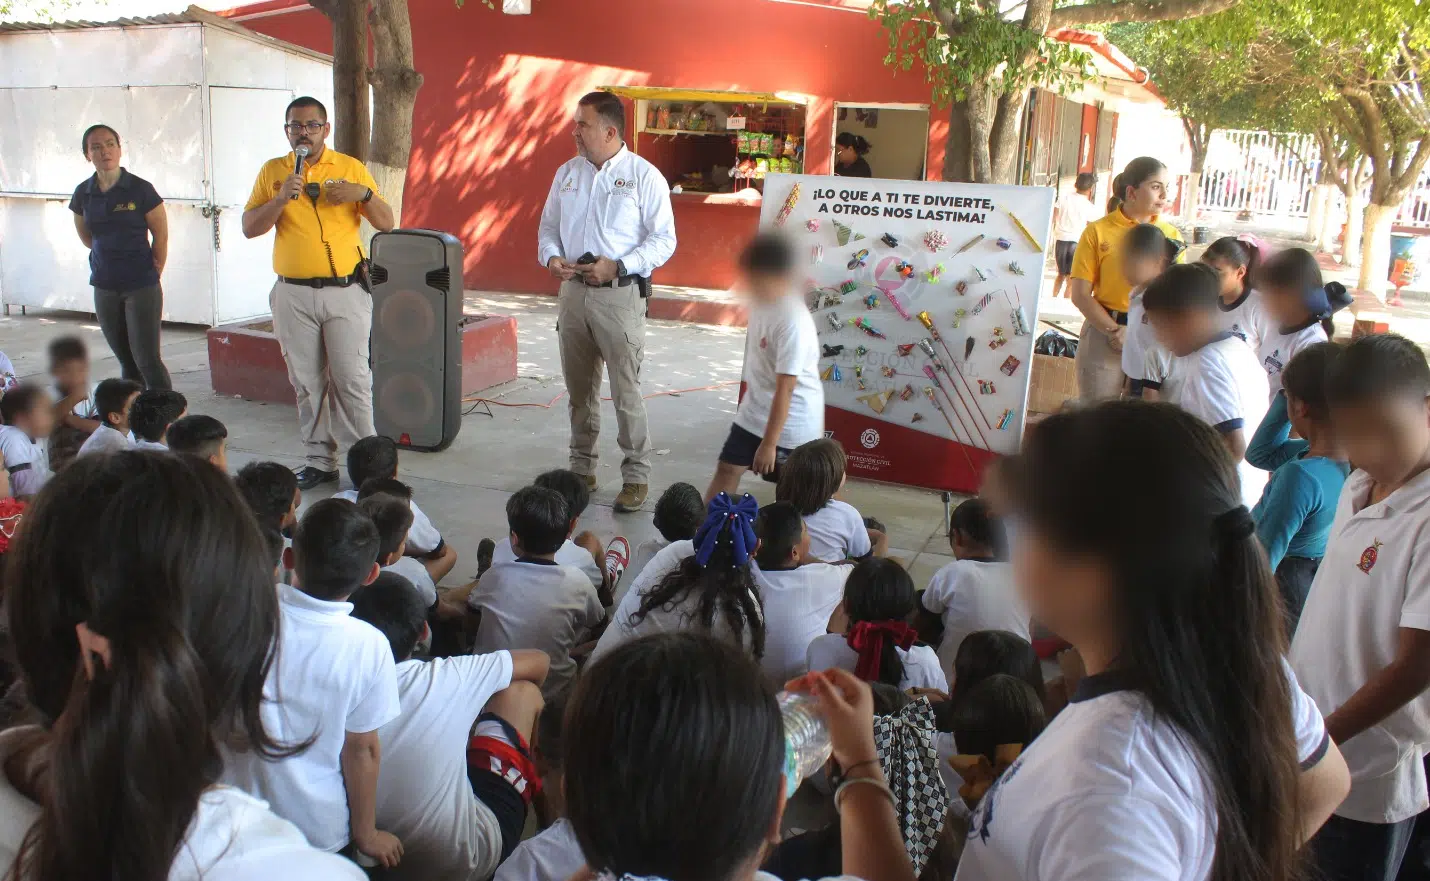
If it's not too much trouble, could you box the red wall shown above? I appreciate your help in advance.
[242,0,942,294]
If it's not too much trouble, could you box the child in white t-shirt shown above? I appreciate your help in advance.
[1118,223,1182,398]
[343,435,458,582]
[44,335,99,472]
[358,490,463,627]
[166,414,229,471]
[946,674,1047,814]
[1143,262,1270,507]
[235,460,302,585]
[920,498,1025,675]
[809,556,945,691]
[128,388,187,450]
[1050,173,1099,300]
[0,386,55,499]
[491,469,618,603]
[706,233,822,500]
[776,437,886,562]
[75,378,139,459]
[468,485,606,699]
[350,572,551,881]
[1202,234,1272,351]
[1255,247,1355,399]
[750,501,852,683]
[618,481,705,604]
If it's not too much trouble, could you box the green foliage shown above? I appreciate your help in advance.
[0,0,90,21]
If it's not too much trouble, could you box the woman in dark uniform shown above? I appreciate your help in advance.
[834,132,873,178]
[70,124,172,390]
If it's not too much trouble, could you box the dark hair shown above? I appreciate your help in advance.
[93,378,141,426]
[565,633,784,881]
[535,469,590,522]
[1258,247,1350,338]
[1073,172,1097,193]
[836,132,871,155]
[234,461,299,535]
[261,528,285,574]
[536,695,566,771]
[285,96,327,122]
[1326,332,1430,406]
[1280,342,1342,421]
[80,124,120,156]
[47,336,87,368]
[350,571,427,662]
[0,385,45,425]
[3,451,302,881]
[359,493,415,564]
[292,498,380,600]
[1203,236,1263,299]
[507,485,570,556]
[843,557,917,687]
[1140,262,1221,316]
[1123,222,1176,264]
[754,501,804,570]
[950,674,1047,764]
[358,476,413,501]
[1108,156,1166,214]
[128,389,187,442]
[776,437,846,515]
[578,91,625,139]
[1016,400,1303,881]
[949,497,1007,561]
[950,630,1045,708]
[166,414,227,459]
[739,232,796,276]
[652,482,705,543]
[348,435,399,489]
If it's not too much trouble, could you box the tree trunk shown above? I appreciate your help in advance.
[989,87,1030,185]
[1344,181,1365,268]
[1182,120,1208,223]
[1359,201,1396,298]
[1317,188,1340,254]
[331,0,370,160]
[967,80,996,184]
[944,100,973,183]
[367,0,422,231]
[1306,184,1328,242]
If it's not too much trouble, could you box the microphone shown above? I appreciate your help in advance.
[291,145,309,200]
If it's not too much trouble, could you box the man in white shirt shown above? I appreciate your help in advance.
[537,91,677,514]
[1050,173,1098,299]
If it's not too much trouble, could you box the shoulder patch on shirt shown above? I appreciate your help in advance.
[1358,539,1384,574]
[560,177,577,193]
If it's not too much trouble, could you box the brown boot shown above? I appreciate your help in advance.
[614,483,648,513]
[582,473,598,492]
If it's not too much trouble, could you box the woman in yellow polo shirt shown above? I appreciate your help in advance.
[1068,157,1183,402]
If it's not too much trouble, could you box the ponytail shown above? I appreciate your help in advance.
[1320,281,1353,338]
[843,558,918,687]
[1259,248,1351,336]
[1203,235,1263,297]
[1106,173,1125,214]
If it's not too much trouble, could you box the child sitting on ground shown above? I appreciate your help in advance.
[359,487,467,623]
[621,481,704,597]
[776,437,887,561]
[166,414,229,470]
[491,469,622,604]
[918,498,1026,675]
[74,378,139,459]
[1248,342,1349,634]
[0,386,55,499]
[235,460,301,584]
[128,388,187,451]
[222,498,403,866]
[947,674,1048,814]
[1255,247,1355,398]
[750,500,853,683]
[350,571,550,881]
[808,556,946,691]
[1143,262,1270,506]
[44,336,98,472]
[469,485,606,699]
[495,698,583,881]
[1201,234,1270,350]
[339,435,457,580]
[1119,223,1183,398]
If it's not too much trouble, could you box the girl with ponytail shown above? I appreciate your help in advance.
[1255,247,1355,399]
[0,451,359,881]
[807,557,946,691]
[1202,234,1272,352]
[954,401,1350,881]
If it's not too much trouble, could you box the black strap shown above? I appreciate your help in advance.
[6,462,31,475]
[278,275,357,288]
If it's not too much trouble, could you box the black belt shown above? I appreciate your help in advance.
[279,274,357,288]
[1108,310,1129,326]
[584,275,640,289]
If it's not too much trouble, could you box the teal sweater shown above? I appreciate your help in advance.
[1248,393,1350,569]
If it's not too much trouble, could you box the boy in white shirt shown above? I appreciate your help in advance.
[75,378,139,459]
[1143,262,1270,507]
[1118,223,1182,398]
[1050,172,1099,299]
[705,233,822,500]
[341,434,459,584]
[127,388,187,451]
[359,487,468,624]
[750,501,852,683]
[350,572,551,881]
[469,485,606,699]
[235,460,302,583]
[0,386,55,499]
[1292,334,1430,881]
[618,481,705,603]
[166,414,229,471]
[44,336,99,472]
[491,469,619,604]
[221,498,404,866]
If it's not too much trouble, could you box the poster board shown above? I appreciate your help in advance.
[758,174,1054,494]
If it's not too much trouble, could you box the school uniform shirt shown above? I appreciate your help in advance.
[618,535,671,604]
[1258,322,1328,399]
[492,536,603,591]
[805,633,948,691]
[69,168,163,292]
[1215,287,1271,353]
[1121,286,1156,382]
[921,559,1029,675]
[755,562,853,683]
[0,727,365,881]
[1290,468,1430,823]
[494,818,584,881]
[537,145,677,279]
[375,651,515,881]
[734,293,823,450]
[955,663,1330,881]
[803,499,872,562]
[1169,333,1270,508]
[76,422,131,459]
[49,381,99,419]
[333,489,442,556]
[1053,193,1099,243]
[221,584,401,853]
[468,559,604,699]
[0,425,48,498]
[383,555,438,609]
[133,438,169,452]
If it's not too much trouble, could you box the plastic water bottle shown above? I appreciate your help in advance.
[779,691,832,796]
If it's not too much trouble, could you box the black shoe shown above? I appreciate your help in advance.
[477,538,496,577]
[294,466,339,490]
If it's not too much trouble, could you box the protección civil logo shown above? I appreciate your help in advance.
[860,428,881,449]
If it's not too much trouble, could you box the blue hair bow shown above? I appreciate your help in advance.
[692,492,759,568]
[1304,281,1353,321]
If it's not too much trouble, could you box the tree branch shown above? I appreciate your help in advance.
[1047,0,1239,29]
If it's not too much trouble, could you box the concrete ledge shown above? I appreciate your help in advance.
[648,285,748,328]
[208,314,519,405]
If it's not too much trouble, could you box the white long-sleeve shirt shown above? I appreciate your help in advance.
[537,145,677,278]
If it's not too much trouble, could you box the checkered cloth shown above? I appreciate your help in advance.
[873,697,949,873]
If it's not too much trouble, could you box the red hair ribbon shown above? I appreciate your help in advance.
[847,620,917,682]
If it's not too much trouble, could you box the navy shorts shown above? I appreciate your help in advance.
[1055,240,1077,276]
[466,713,537,861]
[719,423,791,483]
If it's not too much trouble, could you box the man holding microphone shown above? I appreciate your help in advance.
[243,96,395,489]
[538,91,676,513]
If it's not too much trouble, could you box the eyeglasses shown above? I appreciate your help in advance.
[284,121,326,134]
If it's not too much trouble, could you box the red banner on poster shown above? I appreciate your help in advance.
[824,405,998,494]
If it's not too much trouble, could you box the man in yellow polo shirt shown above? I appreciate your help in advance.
[243,96,395,489]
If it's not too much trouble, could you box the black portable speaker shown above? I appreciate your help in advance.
[369,229,465,452]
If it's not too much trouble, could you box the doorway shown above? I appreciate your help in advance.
[833,104,930,181]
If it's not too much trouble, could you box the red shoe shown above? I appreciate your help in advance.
[605,536,631,585]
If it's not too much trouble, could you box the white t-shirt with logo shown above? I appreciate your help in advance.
[1170,334,1270,508]
[955,664,1330,881]
[333,488,442,555]
[492,536,602,591]
[376,652,515,881]
[221,584,401,853]
[495,818,584,881]
[1258,322,1327,400]
[76,422,132,459]
[803,499,872,563]
[1290,468,1430,823]
[755,562,852,683]
[1053,193,1099,242]
[805,633,948,691]
[735,293,823,450]
[0,425,48,498]
[1216,288,1271,353]
[920,559,1029,675]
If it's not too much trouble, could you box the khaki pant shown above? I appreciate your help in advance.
[270,280,376,472]
[557,278,651,483]
[1076,321,1126,403]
